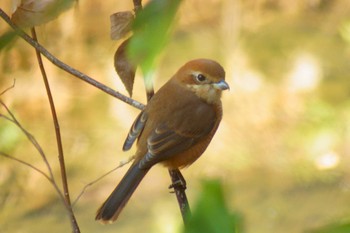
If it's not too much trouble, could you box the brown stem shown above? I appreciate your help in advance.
[168,169,191,225]
[0,9,145,111]
[133,0,143,13]
[0,101,77,231]
[0,79,16,96]
[146,88,155,102]
[31,28,80,233]
[128,0,191,225]
[72,156,134,206]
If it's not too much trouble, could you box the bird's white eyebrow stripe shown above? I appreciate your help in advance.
[190,71,205,76]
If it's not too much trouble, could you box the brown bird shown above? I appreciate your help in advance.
[96,58,229,223]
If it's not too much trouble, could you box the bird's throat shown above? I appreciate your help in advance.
[186,84,222,104]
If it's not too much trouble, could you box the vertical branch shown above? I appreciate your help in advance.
[31,28,80,233]
[132,0,154,102]
[168,169,191,225]
[130,0,190,225]
[133,0,143,13]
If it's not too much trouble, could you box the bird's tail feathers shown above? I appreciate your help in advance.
[95,163,149,223]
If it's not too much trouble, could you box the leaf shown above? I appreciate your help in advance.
[183,180,243,233]
[114,38,136,97]
[11,0,75,28]
[110,11,134,40]
[127,0,182,75]
[307,221,350,233]
[0,31,17,51]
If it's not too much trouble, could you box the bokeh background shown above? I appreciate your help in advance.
[1,0,350,232]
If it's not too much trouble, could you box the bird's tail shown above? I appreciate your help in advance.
[95,162,149,223]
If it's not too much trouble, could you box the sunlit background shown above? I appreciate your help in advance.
[1,0,350,232]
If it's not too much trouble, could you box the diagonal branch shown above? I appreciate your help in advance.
[0,9,145,111]
[0,79,16,96]
[0,152,52,182]
[72,156,134,206]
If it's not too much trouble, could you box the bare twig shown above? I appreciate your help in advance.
[168,169,191,225]
[0,9,145,111]
[0,100,72,218]
[0,79,16,96]
[0,152,52,182]
[0,101,48,163]
[31,28,80,233]
[73,156,134,206]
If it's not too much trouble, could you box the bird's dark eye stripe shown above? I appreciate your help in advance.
[196,74,206,82]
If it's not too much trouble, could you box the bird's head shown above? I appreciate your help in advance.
[173,59,229,104]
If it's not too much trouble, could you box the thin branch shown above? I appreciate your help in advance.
[0,152,52,182]
[0,79,16,96]
[0,9,145,111]
[168,169,191,225]
[31,28,80,233]
[0,101,48,164]
[73,156,134,206]
[0,100,72,218]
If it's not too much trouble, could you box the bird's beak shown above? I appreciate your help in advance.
[214,80,230,91]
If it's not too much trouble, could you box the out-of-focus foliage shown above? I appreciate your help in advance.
[241,1,350,104]
[0,31,16,51]
[1,0,350,233]
[183,180,242,233]
[128,0,182,89]
[307,221,350,233]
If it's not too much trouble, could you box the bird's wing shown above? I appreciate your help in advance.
[138,121,213,169]
[122,111,148,151]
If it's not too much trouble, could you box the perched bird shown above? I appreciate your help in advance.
[96,58,229,223]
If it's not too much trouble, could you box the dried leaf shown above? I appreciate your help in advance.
[115,38,136,97]
[110,11,134,40]
[11,0,75,28]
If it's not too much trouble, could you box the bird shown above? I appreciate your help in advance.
[95,58,229,223]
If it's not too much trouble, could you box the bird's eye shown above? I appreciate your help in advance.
[196,74,206,82]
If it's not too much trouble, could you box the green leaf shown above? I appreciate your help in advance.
[307,221,350,233]
[183,180,243,233]
[127,0,181,81]
[0,31,17,51]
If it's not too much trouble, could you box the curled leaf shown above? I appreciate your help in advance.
[11,0,75,28]
[110,11,134,40]
[114,38,136,97]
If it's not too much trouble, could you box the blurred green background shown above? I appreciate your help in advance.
[1,0,350,232]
